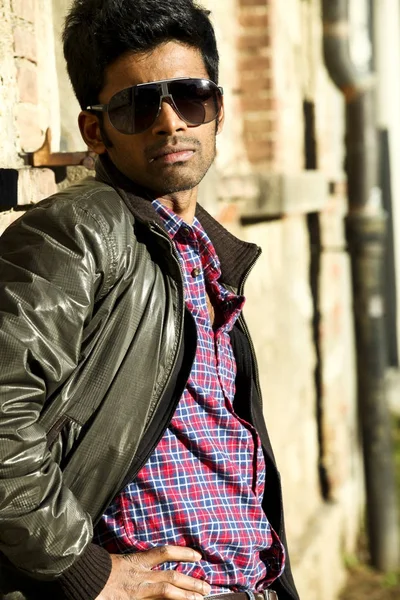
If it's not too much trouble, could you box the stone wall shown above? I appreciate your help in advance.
[0,1,364,599]
[0,0,57,232]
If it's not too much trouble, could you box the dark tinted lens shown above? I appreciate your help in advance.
[170,79,221,125]
[108,85,160,134]
[134,86,162,133]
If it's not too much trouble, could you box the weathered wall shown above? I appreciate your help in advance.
[0,0,57,231]
[0,1,364,600]
[204,1,364,599]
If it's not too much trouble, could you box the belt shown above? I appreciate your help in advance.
[207,592,278,600]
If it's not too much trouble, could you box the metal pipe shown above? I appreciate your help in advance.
[322,0,399,571]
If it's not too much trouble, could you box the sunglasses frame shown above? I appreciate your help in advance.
[86,77,224,135]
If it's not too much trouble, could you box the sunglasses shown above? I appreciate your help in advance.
[86,77,224,135]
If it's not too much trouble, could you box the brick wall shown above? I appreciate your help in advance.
[236,0,304,171]
[237,0,275,167]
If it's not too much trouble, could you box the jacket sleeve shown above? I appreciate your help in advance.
[0,198,113,597]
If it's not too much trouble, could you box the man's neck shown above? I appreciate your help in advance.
[156,188,198,224]
[97,154,199,224]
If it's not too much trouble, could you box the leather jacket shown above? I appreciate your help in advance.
[0,158,299,600]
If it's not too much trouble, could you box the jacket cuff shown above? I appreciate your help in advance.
[58,543,112,600]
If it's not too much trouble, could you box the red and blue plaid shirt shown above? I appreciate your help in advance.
[94,201,285,591]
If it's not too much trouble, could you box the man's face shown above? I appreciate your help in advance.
[85,41,223,197]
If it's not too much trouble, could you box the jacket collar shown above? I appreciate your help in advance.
[95,155,260,289]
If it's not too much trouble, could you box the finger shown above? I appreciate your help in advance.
[129,545,202,570]
[147,569,211,595]
[138,580,208,600]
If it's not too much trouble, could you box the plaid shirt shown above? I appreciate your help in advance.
[94,201,285,591]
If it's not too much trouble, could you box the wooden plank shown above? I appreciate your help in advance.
[30,129,96,169]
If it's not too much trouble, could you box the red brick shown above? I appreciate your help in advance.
[244,118,277,134]
[237,45,271,59]
[15,103,45,152]
[240,27,271,41]
[239,13,270,28]
[12,0,35,22]
[238,34,271,50]
[240,68,270,82]
[241,95,277,111]
[13,26,37,62]
[245,135,275,149]
[246,140,276,163]
[239,56,271,71]
[240,0,268,6]
[17,61,38,103]
[240,76,273,93]
[265,97,278,111]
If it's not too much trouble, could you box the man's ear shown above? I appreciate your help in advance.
[78,111,107,154]
[216,97,225,135]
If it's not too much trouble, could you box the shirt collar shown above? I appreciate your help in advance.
[95,154,261,290]
[151,199,185,240]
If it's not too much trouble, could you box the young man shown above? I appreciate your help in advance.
[0,2,300,600]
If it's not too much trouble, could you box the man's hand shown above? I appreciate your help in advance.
[95,545,211,600]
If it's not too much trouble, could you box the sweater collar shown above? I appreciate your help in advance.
[95,155,261,289]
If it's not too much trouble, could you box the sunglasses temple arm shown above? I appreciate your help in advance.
[86,105,107,112]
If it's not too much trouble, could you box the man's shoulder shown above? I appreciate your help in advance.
[36,176,132,224]
[7,176,138,255]
[0,176,141,299]
[1,176,137,269]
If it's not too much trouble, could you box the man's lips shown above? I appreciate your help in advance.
[148,146,196,164]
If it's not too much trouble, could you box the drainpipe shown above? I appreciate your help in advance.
[322,0,399,571]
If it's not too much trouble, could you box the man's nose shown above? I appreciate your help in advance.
[151,97,188,136]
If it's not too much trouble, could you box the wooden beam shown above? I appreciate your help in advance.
[30,129,96,169]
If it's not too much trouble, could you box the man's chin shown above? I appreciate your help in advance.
[149,171,208,196]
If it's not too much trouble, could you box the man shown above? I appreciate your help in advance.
[0,1,300,599]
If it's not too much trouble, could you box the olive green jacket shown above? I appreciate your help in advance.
[0,158,299,600]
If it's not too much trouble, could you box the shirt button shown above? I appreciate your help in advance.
[191,267,201,278]
[181,226,191,237]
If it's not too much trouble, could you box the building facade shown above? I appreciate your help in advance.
[0,1,373,598]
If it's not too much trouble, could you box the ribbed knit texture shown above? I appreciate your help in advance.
[58,543,112,600]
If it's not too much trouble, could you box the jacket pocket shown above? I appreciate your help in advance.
[46,415,82,467]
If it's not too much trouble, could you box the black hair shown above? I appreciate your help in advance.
[63,0,219,110]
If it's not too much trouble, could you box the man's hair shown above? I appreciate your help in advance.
[63,0,219,110]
